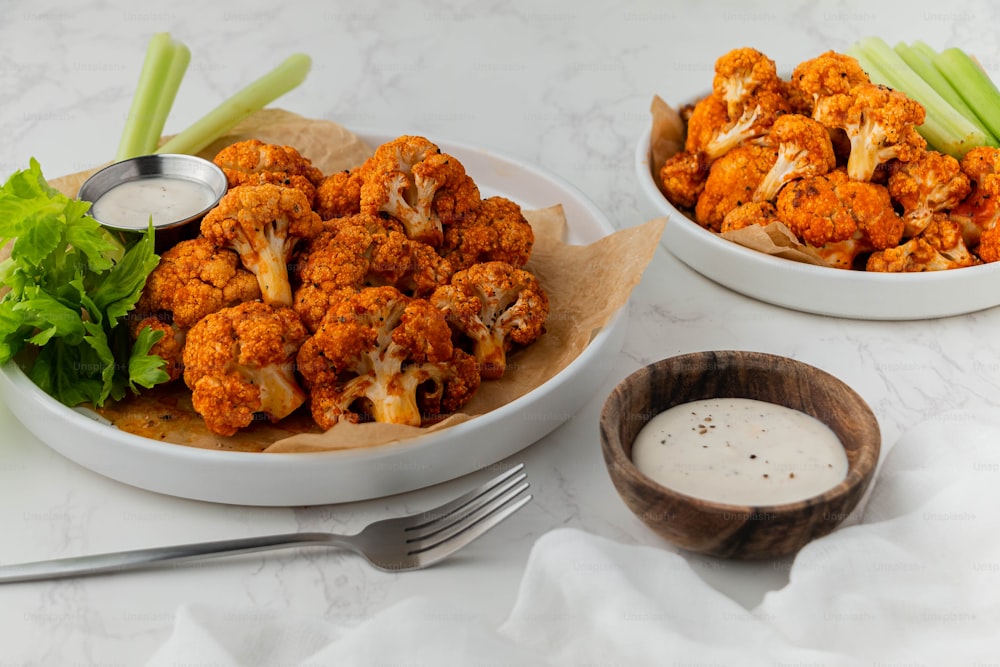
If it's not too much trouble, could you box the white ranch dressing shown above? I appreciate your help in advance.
[632,397,849,505]
[91,176,217,229]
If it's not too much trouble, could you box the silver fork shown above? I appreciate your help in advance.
[0,464,531,583]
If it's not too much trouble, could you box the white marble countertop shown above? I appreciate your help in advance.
[3,0,1000,663]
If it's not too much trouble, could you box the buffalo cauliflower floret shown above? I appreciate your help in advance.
[359,136,481,247]
[867,216,978,272]
[920,214,978,266]
[685,89,790,161]
[131,238,261,380]
[711,47,785,120]
[296,286,480,428]
[658,150,710,210]
[440,196,534,272]
[720,201,780,233]
[754,114,837,202]
[695,143,776,231]
[293,213,453,331]
[314,169,363,219]
[683,94,730,155]
[136,238,262,329]
[181,301,309,436]
[430,261,548,381]
[887,151,971,238]
[213,139,325,205]
[790,51,871,116]
[950,146,1000,251]
[813,83,927,182]
[201,183,323,307]
[776,169,904,268]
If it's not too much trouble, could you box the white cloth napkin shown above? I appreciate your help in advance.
[146,410,1000,666]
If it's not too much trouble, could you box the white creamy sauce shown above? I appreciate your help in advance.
[91,176,216,229]
[632,397,849,505]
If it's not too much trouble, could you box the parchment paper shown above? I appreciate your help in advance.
[48,110,665,453]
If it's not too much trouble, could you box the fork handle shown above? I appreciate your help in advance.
[0,532,345,583]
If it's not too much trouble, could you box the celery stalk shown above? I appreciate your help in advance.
[894,41,993,141]
[142,41,190,153]
[155,54,312,156]
[933,47,1000,144]
[847,37,989,157]
[116,33,188,161]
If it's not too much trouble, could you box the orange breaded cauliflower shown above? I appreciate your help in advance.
[136,238,262,329]
[293,213,452,331]
[711,47,785,119]
[790,51,870,116]
[754,114,836,202]
[314,169,363,219]
[182,301,309,436]
[813,83,927,182]
[950,146,1000,251]
[359,136,481,247]
[440,196,534,272]
[776,169,904,268]
[201,183,323,307]
[867,215,978,272]
[296,286,480,428]
[685,88,790,161]
[131,238,261,380]
[659,150,710,210]
[887,151,971,238]
[720,201,780,233]
[213,139,325,205]
[695,143,776,231]
[430,262,548,381]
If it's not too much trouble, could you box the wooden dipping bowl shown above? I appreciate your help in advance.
[599,350,881,559]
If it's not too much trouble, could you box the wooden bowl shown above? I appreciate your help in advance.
[599,350,880,559]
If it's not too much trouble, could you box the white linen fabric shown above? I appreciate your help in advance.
[146,410,1000,666]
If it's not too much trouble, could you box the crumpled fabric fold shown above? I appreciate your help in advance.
[146,409,1000,666]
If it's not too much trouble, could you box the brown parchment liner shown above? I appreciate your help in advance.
[46,109,665,453]
[648,95,830,268]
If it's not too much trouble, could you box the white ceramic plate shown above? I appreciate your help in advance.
[0,131,626,506]
[635,126,1000,320]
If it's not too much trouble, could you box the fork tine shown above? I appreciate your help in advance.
[406,487,532,566]
[404,463,526,532]
[407,479,530,551]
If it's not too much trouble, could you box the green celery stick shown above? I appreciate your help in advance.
[142,40,190,153]
[894,41,994,143]
[155,54,312,156]
[847,36,989,157]
[933,47,1000,144]
[116,33,188,161]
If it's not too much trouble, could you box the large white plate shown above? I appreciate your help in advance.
[0,131,626,506]
[635,126,1000,320]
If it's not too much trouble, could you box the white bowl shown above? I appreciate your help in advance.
[0,130,626,506]
[635,126,1000,320]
